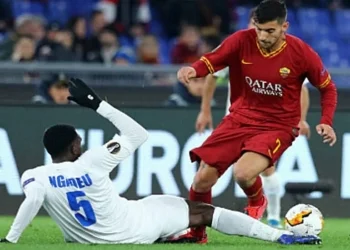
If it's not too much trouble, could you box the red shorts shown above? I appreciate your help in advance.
[190,115,297,176]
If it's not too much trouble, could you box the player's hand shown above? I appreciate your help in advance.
[67,78,102,111]
[316,124,336,146]
[177,67,196,85]
[196,110,213,134]
[0,238,10,243]
[298,120,311,138]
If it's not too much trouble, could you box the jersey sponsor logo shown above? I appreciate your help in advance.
[49,174,92,189]
[22,178,35,188]
[107,141,120,154]
[279,67,291,78]
[245,76,283,97]
[241,59,253,65]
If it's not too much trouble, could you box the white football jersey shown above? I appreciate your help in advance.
[6,101,149,244]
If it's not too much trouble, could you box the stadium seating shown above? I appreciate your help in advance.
[12,0,45,17]
[8,1,350,68]
[335,9,350,39]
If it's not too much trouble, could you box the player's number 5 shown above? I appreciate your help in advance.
[66,191,97,227]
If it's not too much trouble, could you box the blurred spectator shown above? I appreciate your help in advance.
[0,14,45,60]
[99,28,119,64]
[32,73,71,104]
[46,21,62,43]
[165,78,216,107]
[171,25,201,64]
[128,22,147,47]
[91,9,107,35]
[68,16,87,61]
[11,35,36,62]
[113,47,136,65]
[86,28,119,64]
[165,33,221,106]
[153,0,231,38]
[36,21,78,62]
[0,0,348,68]
[55,30,73,50]
[84,10,107,61]
[198,35,222,56]
[137,34,159,64]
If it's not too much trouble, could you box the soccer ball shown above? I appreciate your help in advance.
[284,204,324,236]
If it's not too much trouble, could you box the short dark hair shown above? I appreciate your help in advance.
[254,0,287,24]
[249,7,257,21]
[43,124,78,158]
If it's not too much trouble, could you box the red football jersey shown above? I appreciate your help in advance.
[192,29,337,128]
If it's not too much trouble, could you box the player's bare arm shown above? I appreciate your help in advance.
[299,84,311,138]
[195,74,217,133]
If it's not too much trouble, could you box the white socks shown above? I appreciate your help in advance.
[211,207,291,242]
[262,172,281,221]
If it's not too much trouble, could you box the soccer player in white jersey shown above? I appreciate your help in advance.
[195,8,311,229]
[0,79,320,245]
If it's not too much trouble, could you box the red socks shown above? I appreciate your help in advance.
[189,186,212,238]
[242,176,264,206]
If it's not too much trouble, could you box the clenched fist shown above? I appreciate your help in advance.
[177,67,197,85]
[316,124,337,146]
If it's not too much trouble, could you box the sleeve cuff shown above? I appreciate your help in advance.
[96,101,113,116]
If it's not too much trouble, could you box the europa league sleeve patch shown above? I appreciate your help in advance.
[23,178,35,188]
[106,142,121,154]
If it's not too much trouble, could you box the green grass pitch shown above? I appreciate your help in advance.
[0,217,349,250]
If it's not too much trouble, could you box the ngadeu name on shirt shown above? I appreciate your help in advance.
[49,174,92,189]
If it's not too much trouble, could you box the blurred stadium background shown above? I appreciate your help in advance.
[0,0,349,218]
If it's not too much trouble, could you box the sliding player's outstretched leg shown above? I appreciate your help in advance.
[161,199,321,245]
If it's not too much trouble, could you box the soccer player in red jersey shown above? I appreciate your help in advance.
[177,0,337,243]
[195,7,311,229]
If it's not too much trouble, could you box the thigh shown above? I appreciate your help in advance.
[243,128,296,166]
[140,195,190,239]
[189,116,246,176]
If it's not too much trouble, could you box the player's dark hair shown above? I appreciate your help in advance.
[254,0,287,24]
[43,124,78,158]
[249,7,257,21]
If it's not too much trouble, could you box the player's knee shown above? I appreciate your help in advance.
[192,176,214,192]
[234,152,270,184]
[192,163,219,192]
[261,166,275,177]
[233,166,253,184]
